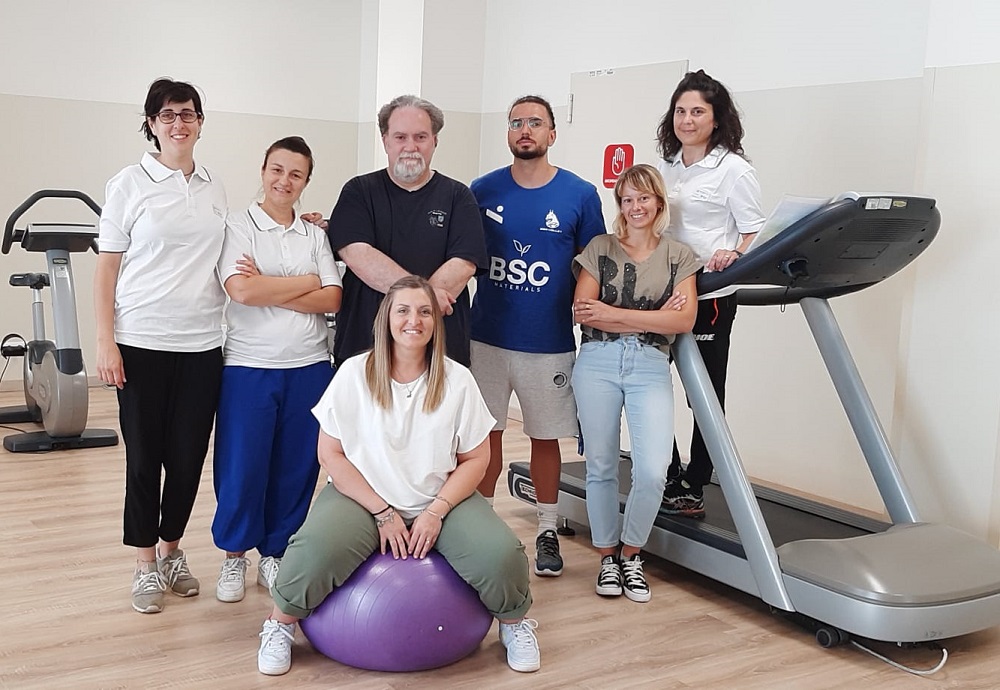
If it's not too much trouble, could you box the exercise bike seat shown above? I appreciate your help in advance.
[9,272,49,289]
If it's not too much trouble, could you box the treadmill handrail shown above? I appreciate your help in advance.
[672,332,794,611]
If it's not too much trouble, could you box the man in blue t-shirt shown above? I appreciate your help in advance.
[470,95,606,577]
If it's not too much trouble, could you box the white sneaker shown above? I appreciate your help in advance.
[258,556,281,591]
[216,556,249,603]
[499,619,540,673]
[258,618,295,675]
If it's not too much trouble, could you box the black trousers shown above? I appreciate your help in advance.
[669,293,738,489]
[118,344,223,548]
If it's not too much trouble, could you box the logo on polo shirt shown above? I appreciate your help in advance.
[542,210,561,232]
[428,210,447,228]
[485,205,504,224]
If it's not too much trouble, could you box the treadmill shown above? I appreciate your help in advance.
[508,194,1000,646]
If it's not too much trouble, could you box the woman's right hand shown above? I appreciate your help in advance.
[96,340,125,389]
[377,510,411,559]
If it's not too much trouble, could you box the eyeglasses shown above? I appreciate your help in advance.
[155,109,200,124]
[508,117,549,131]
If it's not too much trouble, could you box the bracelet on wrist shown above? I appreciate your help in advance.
[733,249,744,258]
[433,495,455,511]
[375,507,396,528]
[371,505,391,517]
[424,508,445,521]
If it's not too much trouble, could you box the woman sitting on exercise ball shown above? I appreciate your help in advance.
[255,275,541,676]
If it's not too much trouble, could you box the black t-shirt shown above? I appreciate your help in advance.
[328,169,487,366]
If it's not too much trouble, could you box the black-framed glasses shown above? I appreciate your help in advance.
[156,109,200,124]
[508,117,548,131]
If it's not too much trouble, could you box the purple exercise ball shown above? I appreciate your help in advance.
[300,549,493,672]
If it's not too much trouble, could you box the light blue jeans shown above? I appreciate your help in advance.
[572,337,674,549]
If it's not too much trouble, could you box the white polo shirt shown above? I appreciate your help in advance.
[219,204,342,368]
[99,152,228,351]
[312,354,495,519]
[657,145,765,260]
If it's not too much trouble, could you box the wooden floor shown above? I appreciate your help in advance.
[2,387,1000,689]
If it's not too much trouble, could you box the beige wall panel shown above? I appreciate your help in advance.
[715,78,924,514]
[899,63,1000,541]
[431,110,482,186]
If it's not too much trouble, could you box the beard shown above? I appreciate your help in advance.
[510,140,547,160]
[393,152,427,183]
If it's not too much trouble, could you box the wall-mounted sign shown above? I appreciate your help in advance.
[603,144,634,188]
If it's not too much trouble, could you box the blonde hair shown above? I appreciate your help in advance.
[612,163,669,239]
[365,275,447,412]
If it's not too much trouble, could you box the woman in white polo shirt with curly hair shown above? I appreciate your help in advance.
[655,69,766,519]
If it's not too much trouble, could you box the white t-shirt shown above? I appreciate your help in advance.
[99,152,228,351]
[312,354,495,519]
[219,204,342,368]
[657,146,765,299]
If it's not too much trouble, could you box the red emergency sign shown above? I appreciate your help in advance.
[602,144,634,188]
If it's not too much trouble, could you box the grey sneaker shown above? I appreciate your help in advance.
[499,619,540,673]
[258,618,295,675]
[258,556,281,590]
[216,556,249,603]
[132,564,166,613]
[534,530,563,577]
[157,548,200,597]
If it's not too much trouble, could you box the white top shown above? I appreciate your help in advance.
[219,204,342,368]
[657,146,765,299]
[99,152,228,351]
[312,354,495,519]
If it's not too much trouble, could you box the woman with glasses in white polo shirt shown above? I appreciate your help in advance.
[212,136,342,605]
[96,78,228,614]
[655,70,766,519]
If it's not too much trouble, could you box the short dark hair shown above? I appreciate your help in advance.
[140,78,204,151]
[508,95,556,130]
[263,136,315,181]
[377,95,445,136]
[656,70,745,161]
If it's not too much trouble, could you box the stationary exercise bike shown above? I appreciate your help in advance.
[0,190,118,452]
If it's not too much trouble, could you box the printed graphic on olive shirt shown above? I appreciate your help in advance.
[597,256,670,309]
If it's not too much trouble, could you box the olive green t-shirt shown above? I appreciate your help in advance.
[573,233,700,354]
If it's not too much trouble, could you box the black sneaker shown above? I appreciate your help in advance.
[620,554,651,603]
[595,555,622,597]
[534,529,563,577]
[661,479,706,518]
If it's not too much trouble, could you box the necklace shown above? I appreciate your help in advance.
[401,379,418,398]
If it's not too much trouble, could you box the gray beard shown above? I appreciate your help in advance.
[393,156,426,183]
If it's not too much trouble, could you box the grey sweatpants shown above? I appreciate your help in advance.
[272,484,533,620]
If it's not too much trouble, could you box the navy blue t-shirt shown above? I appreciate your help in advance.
[470,167,606,353]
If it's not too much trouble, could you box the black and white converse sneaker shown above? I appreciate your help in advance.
[595,555,623,597]
[621,554,651,603]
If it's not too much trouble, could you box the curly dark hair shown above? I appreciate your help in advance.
[656,70,745,161]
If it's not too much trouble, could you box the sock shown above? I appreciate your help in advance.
[536,502,558,535]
